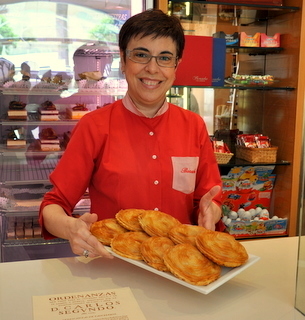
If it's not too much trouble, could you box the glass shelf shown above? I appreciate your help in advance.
[170,0,299,12]
[169,1,300,26]
[219,158,290,168]
[226,46,284,55]
[2,238,69,247]
[172,84,295,90]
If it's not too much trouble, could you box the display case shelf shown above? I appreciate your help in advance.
[169,0,299,13]
[172,84,295,90]
[2,238,69,247]
[218,158,290,168]
[226,46,284,55]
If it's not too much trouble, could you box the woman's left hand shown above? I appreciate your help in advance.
[198,185,222,231]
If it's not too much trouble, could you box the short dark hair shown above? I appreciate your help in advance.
[119,9,185,60]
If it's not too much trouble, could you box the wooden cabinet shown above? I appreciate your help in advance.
[157,0,304,237]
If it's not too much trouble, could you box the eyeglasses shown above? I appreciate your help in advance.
[126,49,178,68]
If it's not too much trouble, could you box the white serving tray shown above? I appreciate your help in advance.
[105,246,260,294]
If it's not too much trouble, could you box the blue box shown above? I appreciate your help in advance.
[213,31,239,46]
[212,38,226,86]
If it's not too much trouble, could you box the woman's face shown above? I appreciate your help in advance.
[120,35,179,112]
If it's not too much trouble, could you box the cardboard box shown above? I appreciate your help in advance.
[174,35,213,86]
[221,165,276,212]
[213,31,239,46]
[226,218,288,238]
[212,38,226,86]
[260,33,281,47]
[240,32,260,47]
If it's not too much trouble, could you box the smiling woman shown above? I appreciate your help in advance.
[40,9,224,260]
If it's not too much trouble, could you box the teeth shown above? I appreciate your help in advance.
[142,79,159,86]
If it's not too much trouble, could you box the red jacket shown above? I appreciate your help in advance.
[40,99,222,238]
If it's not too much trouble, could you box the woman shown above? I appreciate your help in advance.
[40,9,223,259]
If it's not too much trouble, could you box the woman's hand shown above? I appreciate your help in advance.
[67,212,113,259]
[42,205,113,259]
[198,185,222,231]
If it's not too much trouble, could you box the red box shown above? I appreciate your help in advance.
[221,165,276,212]
[260,33,281,47]
[240,32,260,47]
[173,35,213,86]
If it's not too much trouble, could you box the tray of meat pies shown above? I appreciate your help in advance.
[91,209,260,294]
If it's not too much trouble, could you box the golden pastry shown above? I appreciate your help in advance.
[168,224,210,246]
[140,236,175,271]
[90,218,128,246]
[138,210,181,237]
[196,231,249,267]
[111,231,150,260]
[163,243,221,286]
[115,209,144,231]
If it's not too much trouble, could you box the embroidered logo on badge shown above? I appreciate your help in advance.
[181,168,196,174]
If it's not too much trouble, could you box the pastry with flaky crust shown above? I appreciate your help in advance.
[163,243,221,286]
[168,224,210,246]
[196,231,249,267]
[111,231,150,260]
[138,210,181,237]
[90,218,128,246]
[140,236,175,271]
[115,209,144,231]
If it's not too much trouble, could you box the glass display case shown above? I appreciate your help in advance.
[0,0,152,262]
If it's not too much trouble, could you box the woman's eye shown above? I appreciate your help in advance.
[135,52,148,58]
[159,56,171,61]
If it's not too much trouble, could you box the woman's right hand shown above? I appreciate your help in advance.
[68,212,114,259]
[42,204,113,259]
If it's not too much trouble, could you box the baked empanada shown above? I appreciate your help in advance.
[196,231,248,267]
[140,236,175,271]
[115,209,144,231]
[168,224,210,246]
[163,243,221,286]
[111,231,150,260]
[138,210,181,237]
[90,218,128,246]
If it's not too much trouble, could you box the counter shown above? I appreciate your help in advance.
[0,237,304,320]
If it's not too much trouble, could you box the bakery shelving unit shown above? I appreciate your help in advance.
[0,86,127,262]
[158,0,304,238]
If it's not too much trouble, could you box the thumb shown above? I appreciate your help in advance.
[80,212,98,227]
[200,185,221,210]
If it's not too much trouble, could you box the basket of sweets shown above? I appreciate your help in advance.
[235,134,278,163]
[212,140,234,164]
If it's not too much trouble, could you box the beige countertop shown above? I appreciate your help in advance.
[0,236,304,320]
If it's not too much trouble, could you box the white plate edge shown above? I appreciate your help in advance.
[104,246,260,295]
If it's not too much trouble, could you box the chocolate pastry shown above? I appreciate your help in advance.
[39,128,58,140]
[9,101,26,110]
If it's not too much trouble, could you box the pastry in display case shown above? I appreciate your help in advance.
[38,100,59,121]
[7,101,27,120]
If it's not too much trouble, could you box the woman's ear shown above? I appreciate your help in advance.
[175,58,182,70]
[120,50,126,74]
